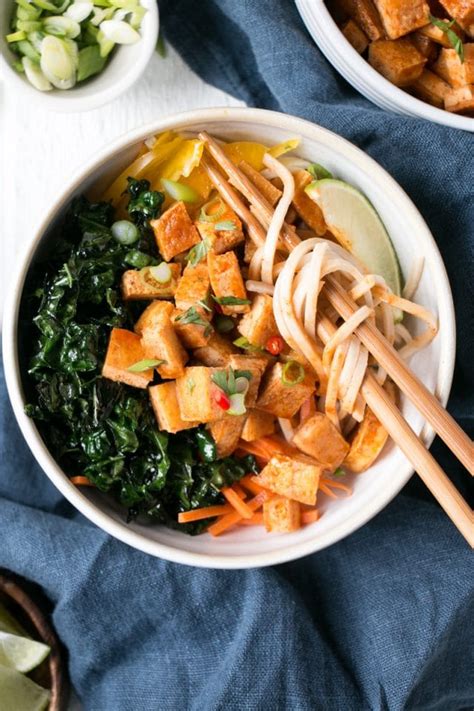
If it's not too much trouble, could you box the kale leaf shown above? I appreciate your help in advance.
[126,177,164,226]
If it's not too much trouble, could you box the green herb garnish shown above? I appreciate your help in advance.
[281,360,305,386]
[196,298,212,312]
[186,239,209,267]
[307,163,333,180]
[215,220,236,231]
[429,15,464,62]
[175,306,213,336]
[233,336,264,352]
[127,359,166,373]
[211,368,252,396]
[212,295,251,306]
[333,467,346,478]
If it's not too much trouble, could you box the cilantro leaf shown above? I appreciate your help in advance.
[212,295,251,306]
[211,368,253,395]
[127,359,166,372]
[430,15,464,62]
[186,238,209,266]
[175,306,213,336]
[215,220,237,231]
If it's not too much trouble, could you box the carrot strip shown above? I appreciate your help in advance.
[319,483,338,499]
[238,513,264,526]
[232,482,247,499]
[70,476,95,487]
[240,474,266,496]
[178,505,232,523]
[222,487,254,519]
[301,509,319,524]
[320,478,352,496]
[208,491,268,536]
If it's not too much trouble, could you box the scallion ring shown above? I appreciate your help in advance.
[111,220,139,245]
[199,197,225,223]
[281,360,305,386]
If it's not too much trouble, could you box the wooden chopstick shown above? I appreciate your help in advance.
[324,276,474,477]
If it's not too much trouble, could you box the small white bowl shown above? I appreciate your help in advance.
[2,107,456,568]
[296,0,474,132]
[0,0,158,112]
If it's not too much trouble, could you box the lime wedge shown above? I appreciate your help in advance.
[305,179,402,296]
[0,665,50,711]
[0,631,50,673]
[0,603,28,638]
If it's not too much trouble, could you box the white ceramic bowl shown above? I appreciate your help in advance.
[0,0,158,112]
[2,107,456,568]
[296,0,474,133]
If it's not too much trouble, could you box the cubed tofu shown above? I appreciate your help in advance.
[150,201,200,262]
[238,160,282,206]
[433,44,474,87]
[121,263,181,301]
[256,454,322,505]
[208,415,246,458]
[102,328,154,389]
[135,301,188,379]
[149,382,198,433]
[344,383,395,472]
[291,170,326,236]
[237,294,279,348]
[341,18,370,52]
[174,263,210,311]
[352,0,386,40]
[263,496,301,533]
[292,412,350,470]
[373,0,430,39]
[193,332,238,366]
[444,82,474,112]
[195,202,245,254]
[172,307,212,348]
[175,366,228,422]
[241,409,276,441]
[256,362,316,419]
[368,39,427,86]
[229,354,269,407]
[439,0,474,33]
[409,30,439,60]
[207,251,250,315]
[418,19,464,46]
[411,68,450,107]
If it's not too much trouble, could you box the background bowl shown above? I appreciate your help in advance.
[0,0,158,112]
[2,107,456,568]
[295,0,474,133]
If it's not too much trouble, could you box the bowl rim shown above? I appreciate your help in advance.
[0,0,159,113]
[295,0,474,133]
[2,107,456,568]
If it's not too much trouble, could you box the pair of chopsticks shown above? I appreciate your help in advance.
[198,131,474,547]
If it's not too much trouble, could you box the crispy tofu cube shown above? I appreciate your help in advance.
[344,382,395,472]
[175,366,228,422]
[135,301,188,379]
[368,39,427,85]
[444,82,474,112]
[150,201,200,262]
[102,328,154,389]
[172,307,212,348]
[439,0,474,33]
[411,68,450,106]
[351,0,386,40]
[237,294,279,348]
[174,263,210,311]
[207,251,250,315]
[238,160,282,206]
[373,0,430,39]
[418,19,464,46]
[195,202,245,254]
[193,332,238,366]
[341,18,370,52]
[149,382,198,433]
[256,454,322,505]
[256,363,316,419]
[208,415,246,458]
[292,413,350,470]
[409,30,439,60]
[241,410,276,441]
[291,170,326,236]
[229,354,269,407]
[121,263,181,301]
[263,496,301,533]
[433,45,474,87]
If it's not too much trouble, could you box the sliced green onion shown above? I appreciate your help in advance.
[234,377,250,395]
[124,250,152,269]
[65,1,93,23]
[215,315,235,333]
[99,19,140,44]
[233,336,264,352]
[127,358,166,373]
[215,220,236,231]
[281,360,305,386]
[161,178,199,203]
[111,219,139,245]
[22,56,52,90]
[199,197,225,223]
[307,163,333,180]
[16,40,41,63]
[16,20,42,32]
[16,2,42,19]
[12,59,25,73]
[227,392,246,416]
[77,44,106,81]
[40,35,77,89]
[96,29,115,57]
[148,262,172,284]
[27,31,46,52]
[31,0,71,12]
[109,0,140,8]
[333,467,346,478]
[6,30,27,43]
[43,15,81,38]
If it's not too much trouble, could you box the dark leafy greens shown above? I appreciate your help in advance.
[25,183,257,534]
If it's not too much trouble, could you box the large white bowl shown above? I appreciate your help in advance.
[2,107,456,568]
[296,0,474,133]
[0,0,158,112]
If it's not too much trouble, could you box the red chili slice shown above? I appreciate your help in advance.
[214,389,231,410]
[265,335,285,355]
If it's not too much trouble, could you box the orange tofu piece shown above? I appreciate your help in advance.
[342,0,386,40]
[195,201,245,254]
[172,306,212,348]
[207,251,250,315]
[263,496,301,533]
[193,332,238,366]
[368,38,427,85]
[418,19,465,46]
[149,382,198,433]
[344,382,395,472]
[291,170,326,236]
[256,362,316,419]
[121,263,181,301]
[237,294,279,348]
[175,366,228,422]
[256,454,322,505]
[433,44,474,87]
[241,410,276,441]
[134,300,174,335]
[208,415,246,458]
[373,0,430,39]
[150,201,200,261]
[135,301,188,379]
[174,263,210,311]
[341,18,370,52]
[444,82,474,112]
[409,31,439,60]
[229,353,269,407]
[102,328,154,389]
[238,160,282,206]
[411,68,450,106]
[439,0,474,32]
[292,412,350,470]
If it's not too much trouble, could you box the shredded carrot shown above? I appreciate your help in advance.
[236,435,294,463]
[208,491,268,536]
[301,509,319,524]
[70,476,95,487]
[238,513,264,526]
[240,474,266,496]
[178,505,232,524]
[320,477,352,496]
[319,483,338,499]
[232,482,247,499]
[222,487,254,519]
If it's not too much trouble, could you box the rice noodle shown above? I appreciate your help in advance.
[246,280,275,295]
[278,418,295,442]
[402,256,425,300]
[260,153,295,284]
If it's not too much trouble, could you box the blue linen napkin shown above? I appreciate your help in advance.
[1,0,473,708]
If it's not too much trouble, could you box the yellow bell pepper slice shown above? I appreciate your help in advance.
[268,137,301,158]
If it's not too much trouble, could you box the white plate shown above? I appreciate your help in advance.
[296,0,474,132]
[2,107,456,568]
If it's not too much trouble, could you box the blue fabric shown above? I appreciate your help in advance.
[1,1,473,708]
